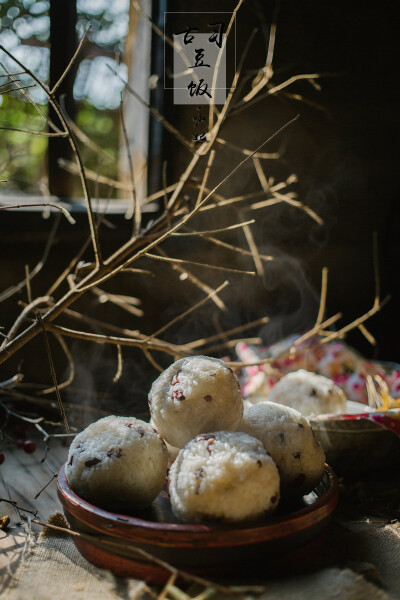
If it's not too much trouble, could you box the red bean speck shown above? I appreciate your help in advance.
[0,453,4,465]
[85,457,101,467]
[172,390,185,401]
[23,440,36,454]
[171,370,181,386]
[204,395,212,401]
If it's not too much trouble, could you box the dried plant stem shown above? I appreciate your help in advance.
[0,203,75,224]
[316,267,328,326]
[358,323,376,346]
[0,296,51,350]
[157,572,178,600]
[208,0,245,130]
[120,102,139,230]
[201,233,273,262]
[289,312,342,354]
[187,316,270,349]
[0,125,67,136]
[59,157,178,200]
[113,345,123,382]
[145,253,256,276]
[46,236,92,297]
[0,63,62,133]
[40,332,74,394]
[37,312,69,433]
[143,348,164,373]
[24,265,32,304]
[173,220,255,237]
[242,23,276,103]
[253,156,270,193]
[156,248,227,311]
[320,296,390,347]
[216,137,280,159]
[373,231,380,308]
[47,324,191,358]
[196,151,215,207]
[239,208,264,276]
[235,296,389,369]
[51,25,90,94]
[89,286,144,318]
[58,307,144,340]
[232,73,322,117]
[147,281,229,343]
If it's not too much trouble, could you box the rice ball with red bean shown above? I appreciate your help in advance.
[65,416,168,510]
[169,431,280,523]
[267,369,347,416]
[241,401,325,496]
[148,356,243,448]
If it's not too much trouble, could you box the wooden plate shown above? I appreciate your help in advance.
[57,464,338,584]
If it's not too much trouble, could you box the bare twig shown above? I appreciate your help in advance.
[39,332,75,394]
[120,99,139,230]
[0,296,51,350]
[50,24,91,95]
[37,312,69,433]
[24,265,32,305]
[47,324,192,358]
[239,208,264,276]
[0,203,75,224]
[145,253,256,276]
[316,267,328,326]
[113,344,123,382]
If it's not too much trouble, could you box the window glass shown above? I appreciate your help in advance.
[0,0,133,198]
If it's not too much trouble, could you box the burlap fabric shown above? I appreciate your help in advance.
[3,519,400,600]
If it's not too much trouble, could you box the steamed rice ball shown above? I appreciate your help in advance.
[241,402,325,496]
[65,416,168,509]
[267,369,347,416]
[169,431,280,523]
[149,356,243,448]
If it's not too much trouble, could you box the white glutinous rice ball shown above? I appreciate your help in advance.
[169,431,280,523]
[267,369,347,416]
[65,416,168,510]
[241,402,325,496]
[148,356,243,448]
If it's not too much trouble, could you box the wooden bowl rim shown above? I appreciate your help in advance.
[58,464,338,545]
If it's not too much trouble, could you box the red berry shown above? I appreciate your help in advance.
[0,453,5,464]
[23,440,36,454]
[17,439,25,449]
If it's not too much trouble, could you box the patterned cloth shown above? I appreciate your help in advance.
[236,336,400,436]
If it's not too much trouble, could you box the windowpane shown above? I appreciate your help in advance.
[0,0,148,201]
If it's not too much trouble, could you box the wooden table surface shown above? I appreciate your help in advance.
[0,438,68,593]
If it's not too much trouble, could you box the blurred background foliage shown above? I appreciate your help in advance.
[0,0,130,196]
